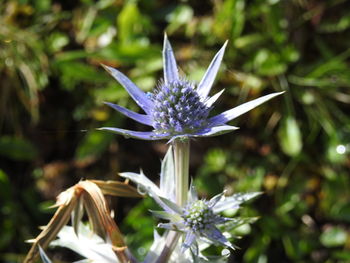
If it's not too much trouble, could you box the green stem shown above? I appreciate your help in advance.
[173,139,190,206]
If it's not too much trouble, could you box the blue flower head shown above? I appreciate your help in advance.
[99,35,283,141]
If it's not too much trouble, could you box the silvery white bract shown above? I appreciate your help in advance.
[50,224,119,263]
[144,230,230,263]
[39,246,53,263]
[143,230,193,263]
[120,145,175,203]
[120,147,260,259]
[99,34,283,141]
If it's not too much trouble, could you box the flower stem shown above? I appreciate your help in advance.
[156,139,190,262]
[173,139,190,207]
[155,231,180,263]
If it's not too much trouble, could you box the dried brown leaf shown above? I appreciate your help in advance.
[91,179,141,198]
[24,180,134,263]
[72,197,84,236]
[24,187,79,263]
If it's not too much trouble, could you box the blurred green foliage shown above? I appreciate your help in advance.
[1,0,350,262]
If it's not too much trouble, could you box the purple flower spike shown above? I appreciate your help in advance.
[100,35,284,141]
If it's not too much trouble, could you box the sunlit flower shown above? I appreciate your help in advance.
[99,35,283,141]
[150,186,259,254]
[47,224,119,263]
[120,147,260,256]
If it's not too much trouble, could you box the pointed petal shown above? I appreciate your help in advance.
[119,171,161,196]
[144,230,166,263]
[104,102,153,126]
[163,34,179,84]
[205,89,225,108]
[209,92,285,126]
[98,127,169,140]
[197,41,228,99]
[158,196,183,214]
[222,217,259,232]
[39,246,53,263]
[150,194,178,214]
[102,64,153,114]
[190,241,200,258]
[167,125,239,142]
[146,188,182,215]
[193,125,239,138]
[153,229,161,241]
[149,210,181,221]
[204,226,234,249]
[157,222,184,231]
[181,231,196,252]
[160,146,176,202]
[208,191,225,208]
[213,192,262,213]
[188,180,198,203]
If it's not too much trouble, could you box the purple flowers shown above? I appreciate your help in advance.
[150,79,210,135]
[99,35,283,141]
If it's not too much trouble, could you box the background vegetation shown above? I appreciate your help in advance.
[1,0,350,262]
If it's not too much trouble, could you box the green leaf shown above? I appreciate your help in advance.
[214,0,245,40]
[75,131,114,161]
[333,250,350,260]
[56,61,107,82]
[222,217,258,231]
[93,82,130,103]
[0,170,11,200]
[160,146,175,199]
[254,49,287,76]
[0,136,38,161]
[234,33,265,49]
[278,117,302,157]
[117,2,151,44]
[47,32,69,52]
[166,5,194,34]
[98,43,159,64]
[320,226,347,248]
[34,0,51,12]
[326,136,347,164]
[205,148,227,173]
[319,15,350,33]
[55,50,91,62]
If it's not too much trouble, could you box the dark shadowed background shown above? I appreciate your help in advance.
[1,0,350,262]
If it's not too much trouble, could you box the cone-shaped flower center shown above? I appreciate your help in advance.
[182,200,219,232]
[150,80,210,135]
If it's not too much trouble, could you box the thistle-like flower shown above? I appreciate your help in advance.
[99,35,283,141]
[120,147,260,256]
[156,190,234,252]
[150,186,260,255]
